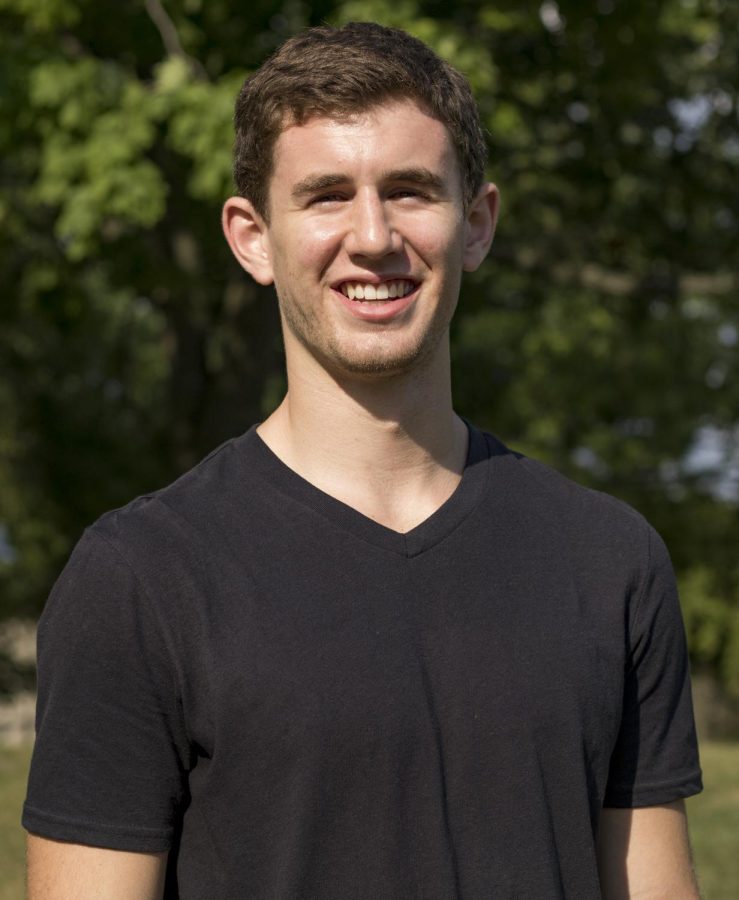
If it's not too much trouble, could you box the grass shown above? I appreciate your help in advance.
[689,741,739,900]
[0,744,30,900]
[0,742,737,898]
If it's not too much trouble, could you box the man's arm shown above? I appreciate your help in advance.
[596,800,700,899]
[27,834,168,900]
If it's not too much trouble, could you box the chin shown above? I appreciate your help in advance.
[321,335,442,382]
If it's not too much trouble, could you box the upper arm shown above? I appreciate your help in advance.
[24,530,188,871]
[596,800,700,899]
[27,833,168,900]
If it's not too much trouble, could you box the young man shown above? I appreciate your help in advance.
[25,22,702,899]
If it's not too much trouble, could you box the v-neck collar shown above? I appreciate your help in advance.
[238,421,492,558]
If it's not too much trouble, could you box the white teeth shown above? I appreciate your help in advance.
[339,280,415,300]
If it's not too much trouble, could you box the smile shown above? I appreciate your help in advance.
[338,280,416,301]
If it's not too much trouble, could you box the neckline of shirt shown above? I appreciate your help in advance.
[238,421,494,558]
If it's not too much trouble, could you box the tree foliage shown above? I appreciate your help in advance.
[0,0,737,693]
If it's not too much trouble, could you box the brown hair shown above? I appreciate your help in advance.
[233,22,488,220]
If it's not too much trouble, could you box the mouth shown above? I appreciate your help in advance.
[335,279,418,302]
[332,278,420,323]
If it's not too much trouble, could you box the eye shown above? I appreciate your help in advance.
[310,193,347,206]
[390,187,429,201]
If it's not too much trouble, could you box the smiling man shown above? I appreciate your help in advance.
[24,22,702,900]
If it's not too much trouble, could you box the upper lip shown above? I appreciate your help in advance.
[330,275,419,289]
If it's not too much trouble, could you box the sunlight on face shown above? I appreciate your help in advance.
[263,100,471,380]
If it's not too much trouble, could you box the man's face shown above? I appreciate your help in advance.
[248,100,492,380]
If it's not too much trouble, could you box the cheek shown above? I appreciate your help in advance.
[303,226,341,263]
[280,224,343,277]
[400,213,464,265]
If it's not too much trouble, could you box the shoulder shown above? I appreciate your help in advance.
[480,430,667,589]
[88,427,260,552]
[484,431,652,537]
[49,427,267,611]
[40,429,267,648]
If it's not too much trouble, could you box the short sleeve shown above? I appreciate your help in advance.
[23,527,191,851]
[603,527,703,807]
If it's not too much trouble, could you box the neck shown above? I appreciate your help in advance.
[257,341,468,532]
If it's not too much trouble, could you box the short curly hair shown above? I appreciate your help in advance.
[233,22,488,220]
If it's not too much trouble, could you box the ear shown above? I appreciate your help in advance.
[462,182,500,272]
[222,196,274,285]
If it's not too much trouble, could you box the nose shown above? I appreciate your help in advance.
[344,190,401,258]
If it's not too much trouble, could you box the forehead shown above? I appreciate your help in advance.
[270,100,460,186]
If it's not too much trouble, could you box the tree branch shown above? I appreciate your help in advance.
[144,0,208,79]
[513,252,737,298]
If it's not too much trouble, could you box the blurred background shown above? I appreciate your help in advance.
[0,0,737,896]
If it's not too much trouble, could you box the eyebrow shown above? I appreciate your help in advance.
[291,173,349,201]
[290,167,447,201]
[382,167,447,192]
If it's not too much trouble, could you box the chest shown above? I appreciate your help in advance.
[179,524,627,778]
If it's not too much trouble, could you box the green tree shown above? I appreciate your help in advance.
[0,0,737,695]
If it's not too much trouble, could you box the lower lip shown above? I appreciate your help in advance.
[333,286,419,322]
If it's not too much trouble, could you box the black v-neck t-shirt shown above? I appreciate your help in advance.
[24,424,702,898]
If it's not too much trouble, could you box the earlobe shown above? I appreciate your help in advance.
[463,183,500,272]
[222,197,275,286]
